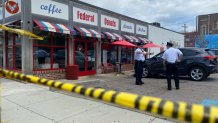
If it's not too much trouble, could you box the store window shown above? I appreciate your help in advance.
[5,33,22,70]
[121,47,134,64]
[33,30,68,70]
[101,44,118,65]
[0,36,3,68]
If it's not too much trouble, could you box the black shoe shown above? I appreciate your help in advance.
[168,88,172,91]
[140,82,144,84]
[136,83,142,85]
[176,88,180,90]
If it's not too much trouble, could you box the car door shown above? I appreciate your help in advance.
[149,52,165,74]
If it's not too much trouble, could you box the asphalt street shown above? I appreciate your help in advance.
[71,72,218,105]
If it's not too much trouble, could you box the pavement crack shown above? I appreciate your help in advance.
[3,98,58,122]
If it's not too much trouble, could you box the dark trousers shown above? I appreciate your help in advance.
[134,60,138,76]
[135,61,143,84]
[166,63,179,89]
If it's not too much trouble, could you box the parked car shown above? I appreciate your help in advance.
[205,49,218,57]
[142,48,217,81]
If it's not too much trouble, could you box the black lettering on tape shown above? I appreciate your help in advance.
[146,101,154,112]
[202,107,210,123]
[185,105,192,122]
[157,100,166,115]
[134,96,142,109]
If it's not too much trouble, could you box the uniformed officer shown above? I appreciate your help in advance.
[162,42,183,90]
[134,42,149,85]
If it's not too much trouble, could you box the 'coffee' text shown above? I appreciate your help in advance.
[40,4,62,14]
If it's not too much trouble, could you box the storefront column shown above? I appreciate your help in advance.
[21,0,33,74]
[69,36,74,65]
[96,39,102,74]
[3,32,6,69]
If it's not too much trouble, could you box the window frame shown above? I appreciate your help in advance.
[5,32,22,70]
[33,31,69,71]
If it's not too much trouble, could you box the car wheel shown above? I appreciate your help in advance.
[189,67,206,81]
[142,67,151,78]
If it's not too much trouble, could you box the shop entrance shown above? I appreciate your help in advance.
[74,39,96,76]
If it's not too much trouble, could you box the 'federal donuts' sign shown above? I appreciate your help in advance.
[73,7,98,26]
[101,15,119,30]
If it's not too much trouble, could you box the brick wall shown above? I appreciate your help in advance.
[33,69,66,80]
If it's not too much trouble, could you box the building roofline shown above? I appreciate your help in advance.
[73,0,182,34]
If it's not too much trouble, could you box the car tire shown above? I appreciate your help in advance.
[189,67,206,81]
[142,67,151,78]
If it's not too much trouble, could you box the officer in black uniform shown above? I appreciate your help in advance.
[134,42,149,85]
[162,42,183,90]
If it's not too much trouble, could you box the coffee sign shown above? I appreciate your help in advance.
[31,0,69,20]
[121,20,134,33]
[101,15,119,30]
[136,24,147,35]
[73,7,98,26]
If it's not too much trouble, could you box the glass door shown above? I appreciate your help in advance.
[75,42,86,72]
[75,40,96,76]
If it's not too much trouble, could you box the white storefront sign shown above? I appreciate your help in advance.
[101,15,119,30]
[136,25,147,36]
[121,20,134,33]
[5,0,22,18]
[31,0,69,20]
[73,7,98,26]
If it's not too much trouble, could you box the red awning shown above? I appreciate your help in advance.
[143,43,162,48]
[111,40,137,47]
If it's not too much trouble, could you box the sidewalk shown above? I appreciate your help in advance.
[1,78,173,123]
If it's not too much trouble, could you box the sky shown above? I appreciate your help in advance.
[80,0,218,33]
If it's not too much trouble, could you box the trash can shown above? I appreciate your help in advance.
[66,65,78,80]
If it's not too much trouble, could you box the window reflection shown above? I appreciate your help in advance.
[33,30,67,70]
[54,48,66,68]
[34,47,51,69]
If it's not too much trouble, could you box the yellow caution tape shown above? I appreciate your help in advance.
[0,24,43,40]
[0,68,218,123]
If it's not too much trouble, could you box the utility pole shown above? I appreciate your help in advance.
[182,24,188,33]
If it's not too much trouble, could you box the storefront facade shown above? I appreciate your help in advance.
[0,0,183,79]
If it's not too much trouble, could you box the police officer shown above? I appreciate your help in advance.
[162,42,183,90]
[134,42,149,85]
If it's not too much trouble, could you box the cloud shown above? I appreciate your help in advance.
[79,0,218,32]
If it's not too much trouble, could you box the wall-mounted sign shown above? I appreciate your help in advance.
[31,0,69,20]
[73,7,98,26]
[121,20,134,33]
[101,15,119,30]
[5,0,21,18]
[0,7,3,20]
[136,24,147,35]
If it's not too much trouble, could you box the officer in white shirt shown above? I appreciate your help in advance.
[134,42,149,85]
[162,42,183,90]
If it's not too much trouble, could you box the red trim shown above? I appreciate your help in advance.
[78,70,96,76]
[32,31,68,71]
[74,38,97,76]
[33,20,45,30]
